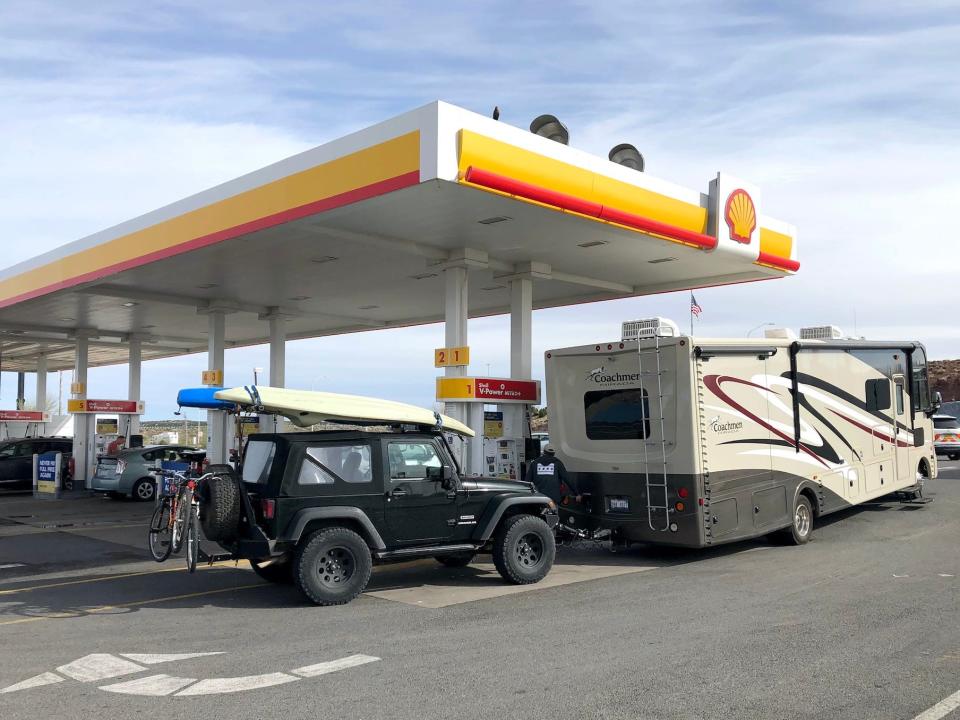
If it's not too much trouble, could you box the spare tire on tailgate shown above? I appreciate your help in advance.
[201,464,241,543]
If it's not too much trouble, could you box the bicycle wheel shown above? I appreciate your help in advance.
[148,500,173,562]
[185,506,199,573]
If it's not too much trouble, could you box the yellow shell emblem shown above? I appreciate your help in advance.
[724,188,756,244]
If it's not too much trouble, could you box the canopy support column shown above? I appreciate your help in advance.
[206,310,227,464]
[16,372,25,411]
[444,265,480,473]
[35,355,47,415]
[509,277,533,468]
[72,330,94,486]
[259,309,287,433]
[126,336,142,442]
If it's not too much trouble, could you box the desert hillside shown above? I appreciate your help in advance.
[930,359,960,402]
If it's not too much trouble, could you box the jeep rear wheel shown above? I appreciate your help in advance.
[294,527,372,606]
[492,514,555,585]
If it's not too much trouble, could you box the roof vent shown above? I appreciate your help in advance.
[799,325,844,340]
[764,327,797,340]
[622,317,681,341]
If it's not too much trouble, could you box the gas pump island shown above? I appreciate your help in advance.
[0,101,797,483]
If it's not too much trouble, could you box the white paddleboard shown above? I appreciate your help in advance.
[214,386,475,437]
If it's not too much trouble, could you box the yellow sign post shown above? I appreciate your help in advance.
[434,346,470,368]
[202,369,224,386]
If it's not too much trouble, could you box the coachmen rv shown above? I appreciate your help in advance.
[544,318,938,547]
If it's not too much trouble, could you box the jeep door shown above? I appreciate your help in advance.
[383,438,458,544]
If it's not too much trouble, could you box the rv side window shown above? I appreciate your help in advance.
[584,389,650,440]
[865,379,891,412]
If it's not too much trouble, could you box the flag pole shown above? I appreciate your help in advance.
[689,291,694,337]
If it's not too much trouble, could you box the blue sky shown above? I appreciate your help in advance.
[1,0,959,417]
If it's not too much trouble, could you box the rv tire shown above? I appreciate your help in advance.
[777,495,813,545]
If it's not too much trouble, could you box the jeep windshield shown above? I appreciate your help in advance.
[242,439,276,484]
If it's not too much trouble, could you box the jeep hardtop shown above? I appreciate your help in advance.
[201,428,558,605]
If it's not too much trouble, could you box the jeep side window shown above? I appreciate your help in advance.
[388,441,441,481]
[242,440,276,484]
[300,444,372,485]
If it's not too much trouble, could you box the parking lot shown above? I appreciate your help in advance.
[0,461,957,720]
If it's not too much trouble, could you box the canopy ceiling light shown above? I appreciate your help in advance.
[529,114,569,145]
[608,143,645,172]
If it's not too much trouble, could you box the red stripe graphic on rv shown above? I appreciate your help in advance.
[702,375,829,468]
[826,409,913,448]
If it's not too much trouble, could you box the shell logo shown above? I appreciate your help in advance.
[724,188,756,244]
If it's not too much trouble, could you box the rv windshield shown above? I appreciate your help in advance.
[584,388,650,440]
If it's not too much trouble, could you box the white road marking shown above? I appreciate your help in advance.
[175,672,299,696]
[0,672,63,694]
[120,652,224,664]
[100,674,197,696]
[938,574,954,578]
[292,654,380,678]
[56,654,145,682]
[893,574,910,578]
[0,563,25,570]
[912,689,960,720]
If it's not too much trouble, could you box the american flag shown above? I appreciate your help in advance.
[690,293,702,318]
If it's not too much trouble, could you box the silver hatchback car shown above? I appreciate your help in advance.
[92,445,200,501]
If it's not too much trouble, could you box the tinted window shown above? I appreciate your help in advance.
[911,347,931,413]
[895,382,904,415]
[934,417,960,429]
[242,441,276,484]
[302,444,372,484]
[388,442,441,481]
[584,389,650,440]
[865,379,891,412]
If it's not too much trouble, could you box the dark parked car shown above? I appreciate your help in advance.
[0,437,73,492]
[199,429,559,605]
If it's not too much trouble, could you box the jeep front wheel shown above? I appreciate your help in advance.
[492,514,555,585]
[294,527,372,606]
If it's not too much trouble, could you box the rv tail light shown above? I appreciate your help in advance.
[675,501,685,512]
[677,487,689,499]
[261,498,276,520]
[698,498,704,506]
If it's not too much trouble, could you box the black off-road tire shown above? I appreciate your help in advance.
[250,557,294,584]
[434,552,475,568]
[492,514,556,585]
[775,495,814,546]
[200,473,241,543]
[294,527,372,606]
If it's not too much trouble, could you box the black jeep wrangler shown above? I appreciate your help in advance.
[201,429,558,605]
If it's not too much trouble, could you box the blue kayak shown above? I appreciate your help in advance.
[176,387,237,411]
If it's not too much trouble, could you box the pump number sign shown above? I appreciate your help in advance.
[434,346,470,368]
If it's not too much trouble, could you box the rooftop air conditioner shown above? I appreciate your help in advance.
[764,327,797,340]
[622,317,681,341]
[799,325,844,340]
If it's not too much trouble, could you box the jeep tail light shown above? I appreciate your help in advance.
[677,487,689,499]
[261,498,276,520]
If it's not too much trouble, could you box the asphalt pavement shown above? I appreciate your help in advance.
[1,462,957,720]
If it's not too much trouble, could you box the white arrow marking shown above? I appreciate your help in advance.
[57,654,145,682]
[120,652,224,665]
[292,654,380,678]
[100,674,198,696]
[0,563,26,570]
[0,672,64,694]
[175,672,298,696]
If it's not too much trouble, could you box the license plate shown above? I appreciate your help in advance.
[606,496,630,513]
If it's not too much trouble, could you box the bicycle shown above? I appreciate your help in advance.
[148,470,215,572]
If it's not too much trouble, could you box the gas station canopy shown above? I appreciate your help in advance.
[0,101,797,372]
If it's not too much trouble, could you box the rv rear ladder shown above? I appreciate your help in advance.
[637,334,671,532]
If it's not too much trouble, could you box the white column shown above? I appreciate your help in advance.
[127,336,142,440]
[509,278,533,466]
[259,310,287,433]
[35,355,47,415]
[72,332,91,486]
[443,266,473,471]
[207,311,227,463]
